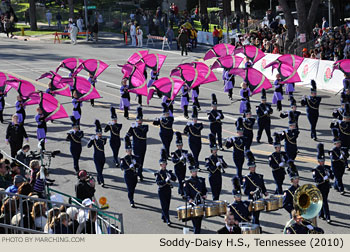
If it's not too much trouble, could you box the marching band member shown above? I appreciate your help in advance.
[225,117,245,183]
[313,143,333,223]
[256,88,273,144]
[285,210,310,234]
[35,107,47,150]
[205,133,227,200]
[171,132,188,197]
[147,68,159,88]
[332,93,346,120]
[192,86,201,111]
[155,148,177,226]
[72,91,82,126]
[208,94,224,150]
[242,102,255,151]
[181,84,190,119]
[87,120,107,187]
[88,72,97,107]
[126,107,148,181]
[329,128,347,195]
[183,106,203,170]
[0,89,6,123]
[239,82,251,114]
[104,107,122,168]
[272,74,283,111]
[66,116,84,173]
[268,133,288,195]
[6,114,28,158]
[120,78,130,119]
[280,111,299,161]
[120,136,139,208]
[283,160,300,218]
[285,82,295,98]
[15,95,26,125]
[243,150,268,227]
[184,154,207,234]
[300,80,322,140]
[153,103,174,158]
[228,176,251,224]
[280,96,301,129]
[223,68,235,101]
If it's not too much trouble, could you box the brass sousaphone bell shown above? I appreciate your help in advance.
[283,184,323,233]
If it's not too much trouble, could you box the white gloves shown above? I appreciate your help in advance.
[264,111,268,115]
[69,130,74,134]
[306,225,314,230]
[323,176,328,180]
[216,116,220,120]
[216,162,221,167]
[90,135,95,140]
[166,174,171,182]
[279,162,285,167]
[132,159,136,164]
[95,135,99,140]
[186,122,191,126]
[130,164,134,168]
[131,123,136,128]
[180,156,184,161]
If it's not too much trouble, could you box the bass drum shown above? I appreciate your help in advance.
[249,199,265,212]
[177,206,192,221]
[192,204,204,217]
[265,198,279,211]
[239,222,260,234]
[204,203,220,218]
[214,200,227,215]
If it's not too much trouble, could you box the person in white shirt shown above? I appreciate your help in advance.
[136,26,143,47]
[46,10,52,27]
[130,22,136,47]
[77,17,84,33]
[68,21,78,45]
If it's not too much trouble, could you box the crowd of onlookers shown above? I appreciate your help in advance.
[0,150,101,234]
[0,0,16,38]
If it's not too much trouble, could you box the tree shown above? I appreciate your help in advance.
[29,0,37,31]
[278,0,296,53]
[295,0,320,43]
[68,0,74,19]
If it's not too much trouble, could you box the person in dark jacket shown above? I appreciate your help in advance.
[283,160,300,218]
[66,116,84,173]
[256,89,273,144]
[6,114,28,158]
[217,213,242,234]
[177,28,188,56]
[75,170,96,201]
[208,94,224,150]
[104,107,122,168]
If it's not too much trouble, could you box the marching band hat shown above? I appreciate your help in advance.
[136,106,143,121]
[310,79,317,93]
[235,117,244,132]
[317,143,325,162]
[159,148,168,164]
[187,153,198,172]
[273,132,281,147]
[211,93,218,106]
[124,135,132,150]
[232,176,242,196]
[331,128,341,144]
[175,132,183,145]
[246,150,256,167]
[110,106,117,120]
[343,103,350,119]
[161,102,169,114]
[288,110,296,126]
[95,119,102,133]
[261,88,266,101]
[290,96,297,107]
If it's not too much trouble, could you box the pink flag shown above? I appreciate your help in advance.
[277,54,304,69]
[264,62,301,83]
[4,79,36,98]
[204,44,235,60]
[211,55,244,70]
[192,62,218,84]
[24,91,68,121]
[127,66,148,96]
[62,76,101,101]
[127,50,149,64]
[141,54,167,71]
[119,62,146,78]
[170,66,206,88]
[74,59,109,78]
[56,58,83,74]
[229,68,272,95]
[234,45,265,63]
[0,72,17,92]
[36,71,71,97]
[332,59,350,77]
[147,77,185,104]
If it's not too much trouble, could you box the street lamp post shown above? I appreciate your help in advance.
[328,0,332,27]
[84,0,89,41]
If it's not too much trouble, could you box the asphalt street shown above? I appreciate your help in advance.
[0,37,349,234]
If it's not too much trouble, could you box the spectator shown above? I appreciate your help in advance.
[44,207,60,233]
[75,170,95,201]
[77,198,93,227]
[5,175,25,194]
[11,199,34,231]
[302,48,310,58]
[33,167,50,198]
[31,202,47,231]
[272,43,280,54]
[66,207,79,234]
[343,40,350,59]
[24,8,30,25]
[190,27,197,48]
[56,12,62,30]
[121,21,128,42]
[17,182,32,196]
[92,21,98,43]
[15,144,30,177]
[46,10,52,27]
[68,21,78,45]
[177,28,188,56]
[77,210,100,234]
[218,26,223,43]
[213,26,219,45]
[322,17,329,30]
[0,198,16,234]
[165,27,174,46]
[29,159,40,186]
[51,212,71,234]
[136,26,143,47]
[130,21,136,46]
[0,161,12,189]
[9,162,21,179]
[97,12,103,30]
[77,16,83,33]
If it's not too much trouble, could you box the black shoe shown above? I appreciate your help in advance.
[101,183,105,187]
[340,191,345,195]
[167,221,171,226]
[131,203,136,208]
[327,219,332,224]
[220,147,224,151]
[139,176,144,182]
[197,107,201,111]
[46,179,55,183]
[184,115,189,119]
[116,163,120,168]
[319,216,326,220]
[256,139,261,143]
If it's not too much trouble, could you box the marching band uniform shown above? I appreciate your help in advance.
[72,97,82,126]
[155,149,177,225]
[6,119,28,158]
[208,94,224,150]
[120,79,130,119]
[242,102,255,151]
[192,86,201,110]
[243,151,267,225]
[87,120,107,186]
[283,161,299,217]
[329,129,346,195]
[0,91,6,123]
[280,111,299,161]
[153,103,174,158]
[332,93,346,120]
[268,133,287,194]
[225,117,245,182]
[205,133,227,200]
[147,69,159,88]
[280,96,301,129]
[181,85,190,119]
[88,74,97,107]
[120,136,139,208]
[35,109,47,150]
[126,107,148,181]
[228,176,251,223]
[285,83,295,97]
[223,69,234,100]
[162,96,174,116]
[171,132,188,196]
[184,156,207,234]
[15,97,26,124]
[256,89,273,144]
[104,107,122,167]
[313,143,333,223]
[285,222,309,234]
[183,106,203,169]
[66,116,84,173]
[239,83,251,114]
[300,80,322,140]
[272,75,283,111]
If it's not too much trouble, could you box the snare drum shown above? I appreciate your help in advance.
[177,206,192,221]
[265,198,279,211]
[250,199,265,212]
[192,204,204,217]
[214,200,227,215]
[204,203,220,217]
[239,222,260,234]
[271,195,283,209]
